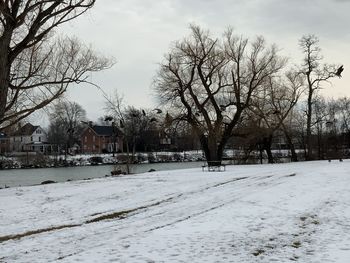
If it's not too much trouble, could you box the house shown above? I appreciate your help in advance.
[10,123,50,153]
[81,125,123,154]
[0,132,10,154]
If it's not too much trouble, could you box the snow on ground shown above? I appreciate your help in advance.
[1,160,350,262]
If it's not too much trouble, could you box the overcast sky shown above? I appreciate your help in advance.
[57,0,350,122]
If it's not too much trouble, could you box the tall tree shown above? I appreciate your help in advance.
[154,25,285,164]
[48,100,87,153]
[248,72,303,163]
[0,0,112,129]
[299,35,341,160]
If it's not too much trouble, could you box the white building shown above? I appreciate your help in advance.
[10,123,49,153]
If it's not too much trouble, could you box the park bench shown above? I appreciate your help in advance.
[202,161,226,172]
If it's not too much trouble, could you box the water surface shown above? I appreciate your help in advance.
[0,162,203,188]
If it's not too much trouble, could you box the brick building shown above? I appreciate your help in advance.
[81,125,123,154]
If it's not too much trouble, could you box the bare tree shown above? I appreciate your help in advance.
[154,25,286,164]
[248,72,303,163]
[299,35,341,160]
[0,0,112,129]
[104,90,162,158]
[337,97,350,148]
[48,99,87,154]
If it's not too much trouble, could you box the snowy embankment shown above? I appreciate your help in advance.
[1,161,350,262]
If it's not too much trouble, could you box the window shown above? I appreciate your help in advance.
[93,136,95,142]
[85,136,87,142]
[39,137,41,142]
[21,137,23,142]
[31,136,33,142]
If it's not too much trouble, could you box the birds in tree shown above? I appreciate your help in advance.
[104,116,113,122]
[335,65,344,78]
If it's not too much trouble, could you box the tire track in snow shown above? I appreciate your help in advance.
[0,177,249,243]
[143,173,296,232]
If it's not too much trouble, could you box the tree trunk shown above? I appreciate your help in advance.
[200,133,223,165]
[0,79,8,123]
[288,138,298,162]
[0,47,10,124]
[282,126,298,162]
[263,136,274,164]
[306,86,313,160]
[317,129,324,160]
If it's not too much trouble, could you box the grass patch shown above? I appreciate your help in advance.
[0,195,183,243]
[291,241,301,248]
[85,209,135,223]
[252,249,265,256]
[0,224,81,243]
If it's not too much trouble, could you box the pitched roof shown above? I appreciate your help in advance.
[13,123,39,136]
[90,125,121,136]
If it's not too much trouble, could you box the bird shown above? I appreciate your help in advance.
[335,65,344,78]
[104,116,113,122]
[153,108,162,114]
[219,105,226,111]
[142,109,146,116]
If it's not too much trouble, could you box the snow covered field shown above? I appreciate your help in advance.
[1,160,350,262]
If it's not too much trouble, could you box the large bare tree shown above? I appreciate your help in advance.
[299,35,341,160]
[0,0,112,129]
[154,25,286,164]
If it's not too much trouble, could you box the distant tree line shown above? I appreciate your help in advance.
[45,91,350,165]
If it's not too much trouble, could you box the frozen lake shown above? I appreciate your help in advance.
[0,162,203,188]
